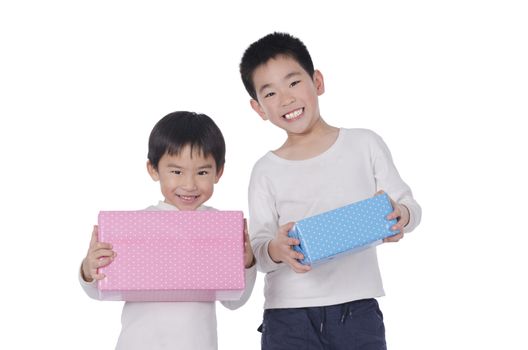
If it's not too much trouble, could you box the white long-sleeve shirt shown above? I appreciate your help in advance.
[80,201,257,350]
[249,128,421,309]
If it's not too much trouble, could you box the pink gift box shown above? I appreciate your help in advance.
[96,210,245,301]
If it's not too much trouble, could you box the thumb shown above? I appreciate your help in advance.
[279,222,295,236]
[374,189,385,196]
[243,221,250,243]
[89,225,98,248]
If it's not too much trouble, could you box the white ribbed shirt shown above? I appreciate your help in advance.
[248,128,421,309]
[80,201,256,350]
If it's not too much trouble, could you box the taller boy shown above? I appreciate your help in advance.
[240,32,422,349]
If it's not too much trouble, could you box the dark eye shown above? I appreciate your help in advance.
[171,170,182,175]
[198,170,209,175]
[290,80,301,87]
[264,91,275,98]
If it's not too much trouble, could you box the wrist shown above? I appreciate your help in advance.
[401,204,410,227]
[267,239,281,263]
[81,259,93,283]
[245,255,256,269]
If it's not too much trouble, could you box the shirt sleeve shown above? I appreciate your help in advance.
[78,262,100,300]
[247,164,283,273]
[370,132,422,233]
[220,264,257,310]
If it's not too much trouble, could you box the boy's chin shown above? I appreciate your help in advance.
[165,198,204,211]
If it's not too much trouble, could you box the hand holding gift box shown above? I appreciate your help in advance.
[93,210,246,301]
[288,193,400,266]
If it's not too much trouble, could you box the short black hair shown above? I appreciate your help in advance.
[239,32,315,100]
[147,111,225,172]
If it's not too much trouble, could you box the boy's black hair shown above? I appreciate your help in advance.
[239,32,315,100]
[148,111,225,172]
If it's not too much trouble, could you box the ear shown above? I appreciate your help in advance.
[250,99,268,121]
[215,166,224,184]
[313,70,325,96]
[146,160,160,181]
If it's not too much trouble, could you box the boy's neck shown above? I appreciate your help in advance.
[274,118,339,161]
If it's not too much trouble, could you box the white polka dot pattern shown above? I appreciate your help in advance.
[288,193,398,265]
[96,211,245,301]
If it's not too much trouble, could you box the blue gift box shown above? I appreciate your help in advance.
[288,193,398,265]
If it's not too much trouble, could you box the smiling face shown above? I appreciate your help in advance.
[147,145,223,211]
[250,55,325,136]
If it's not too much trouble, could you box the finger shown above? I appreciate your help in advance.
[92,272,106,281]
[244,234,251,245]
[89,225,98,248]
[245,244,253,258]
[374,190,385,196]
[383,232,404,242]
[290,250,304,261]
[96,256,114,268]
[88,258,104,271]
[94,242,113,251]
[286,237,300,246]
[391,233,404,242]
[88,253,116,270]
[243,225,251,244]
[390,222,405,233]
[279,222,295,236]
[89,266,106,280]
[289,259,311,273]
[396,214,407,226]
[244,237,252,253]
[386,204,402,221]
[92,249,116,260]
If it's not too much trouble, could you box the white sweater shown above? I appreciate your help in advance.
[248,128,421,309]
[79,201,257,350]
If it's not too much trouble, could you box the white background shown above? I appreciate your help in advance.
[1,1,527,349]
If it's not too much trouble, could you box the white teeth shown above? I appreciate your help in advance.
[178,195,197,201]
[284,108,303,120]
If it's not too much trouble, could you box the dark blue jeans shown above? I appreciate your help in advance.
[258,299,386,350]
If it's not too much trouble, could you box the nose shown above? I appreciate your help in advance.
[181,174,197,191]
[280,91,295,107]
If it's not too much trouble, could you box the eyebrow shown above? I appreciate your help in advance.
[258,71,302,94]
[166,163,213,169]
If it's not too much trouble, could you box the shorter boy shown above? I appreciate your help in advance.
[79,111,256,350]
